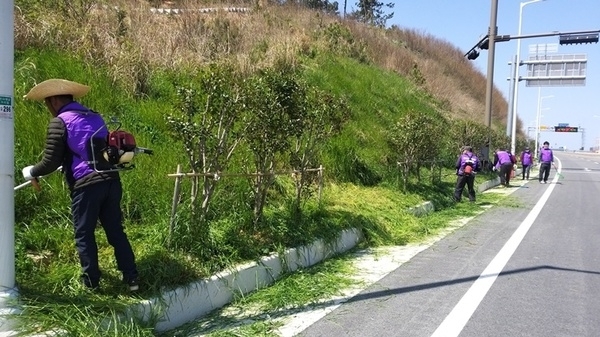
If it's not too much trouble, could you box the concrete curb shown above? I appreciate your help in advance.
[0,289,18,335]
[477,176,501,192]
[477,168,523,192]
[133,228,363,332]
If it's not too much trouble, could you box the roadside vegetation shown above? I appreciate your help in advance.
[164,191,508,337]
[12,0,530,335]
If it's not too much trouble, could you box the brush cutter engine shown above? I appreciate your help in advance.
[104,130,137,165]
[90,121,153,172]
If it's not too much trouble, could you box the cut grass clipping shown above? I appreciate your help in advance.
[164,255,357,337]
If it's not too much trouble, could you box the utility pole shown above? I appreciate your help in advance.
[483,0,499,161]
[0,0,17,331]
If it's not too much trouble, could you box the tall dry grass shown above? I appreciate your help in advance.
[13,0,518,132]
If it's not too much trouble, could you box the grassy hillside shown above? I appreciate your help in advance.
[15,0,521,130]
[11,1,518,335]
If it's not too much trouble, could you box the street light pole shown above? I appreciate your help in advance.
[534,89,541,160]
[537,107,549,144]
[506,55,518,137]
[534,88,554,159]
[511,0,545,156]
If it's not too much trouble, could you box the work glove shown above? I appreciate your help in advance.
[22,165,35,181]
[492,166,497,172]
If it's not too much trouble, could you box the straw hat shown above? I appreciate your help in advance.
[24,79,90,101]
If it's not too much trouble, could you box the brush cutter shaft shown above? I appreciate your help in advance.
[14,180,33,191]
[135,147,153,155]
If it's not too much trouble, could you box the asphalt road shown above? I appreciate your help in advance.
[299,152,600,337]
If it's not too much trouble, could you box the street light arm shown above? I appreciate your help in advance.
[521,0,544,8]
[534,93,554,159]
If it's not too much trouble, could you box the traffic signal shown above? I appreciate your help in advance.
[559,33,599,45]
[467,50,480,60]
[478,38,489,50]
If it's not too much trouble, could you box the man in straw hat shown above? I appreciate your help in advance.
[21,79,139,291]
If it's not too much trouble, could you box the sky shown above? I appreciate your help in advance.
[378,0,600,151]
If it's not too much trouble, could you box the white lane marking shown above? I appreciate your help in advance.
[431,159,562,337]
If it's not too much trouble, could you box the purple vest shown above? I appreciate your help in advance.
[58,108,108,180]
[458,152,478,175]
[522,151,532,165]
[540,148,553,163]
[496,151,512,165]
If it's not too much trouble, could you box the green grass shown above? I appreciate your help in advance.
[162,255,357,337]
[303,55,443,183]
[205,322,282,337]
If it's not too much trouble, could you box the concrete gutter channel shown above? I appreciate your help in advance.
[0,173,511,335]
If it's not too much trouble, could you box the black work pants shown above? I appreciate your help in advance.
[71,179,137,287]
[539,162,552,182]
[499,163,513,185]
[454,174,475,202]
[522,164,531,179]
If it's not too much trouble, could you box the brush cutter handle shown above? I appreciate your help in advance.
[14,178,40,191]
[31,178,41,191]
[14,166,62,192]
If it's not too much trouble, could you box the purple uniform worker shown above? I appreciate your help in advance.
[453,146,480,202]
[493,147,515,187]
[538,141,554,184]
[21,79,139,291]
[520,147,533,180]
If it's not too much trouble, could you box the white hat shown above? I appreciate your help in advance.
[24,79,90,101]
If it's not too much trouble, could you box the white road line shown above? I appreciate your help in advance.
[431,159,562,337]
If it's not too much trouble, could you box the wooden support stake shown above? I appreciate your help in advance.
[169,164,183,243]
[318,165,324,203]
